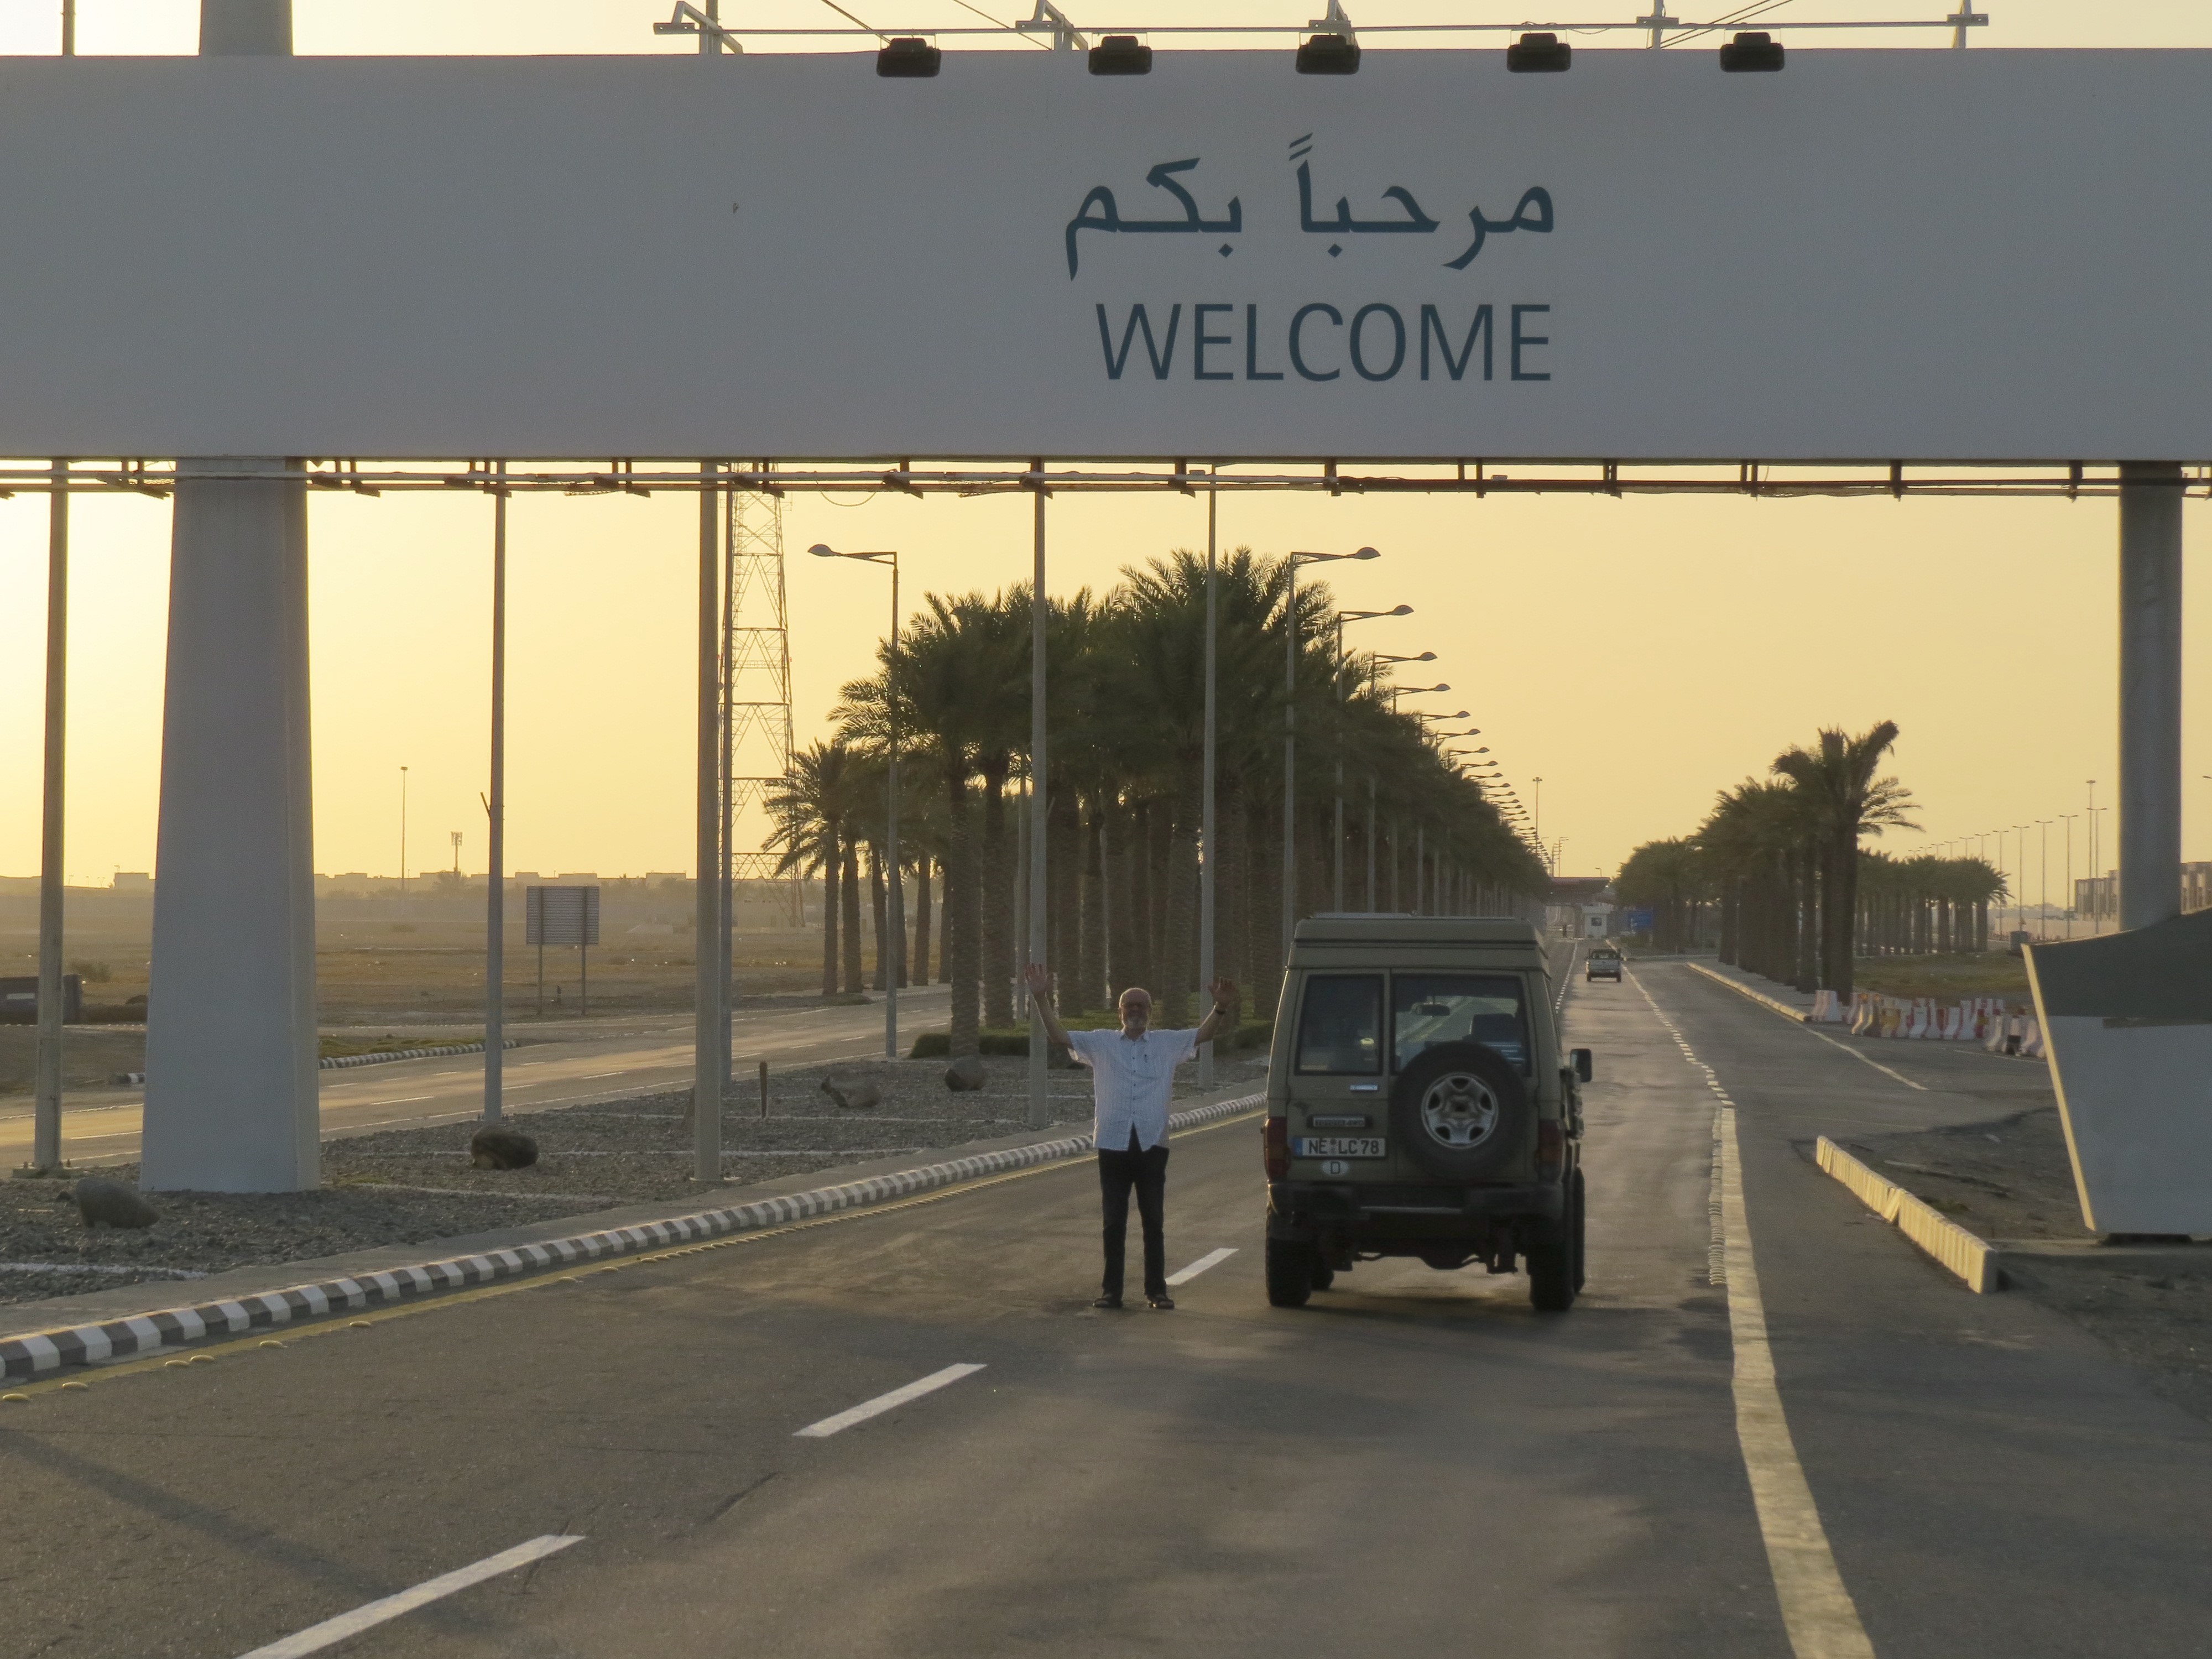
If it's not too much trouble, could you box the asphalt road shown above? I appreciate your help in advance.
[4,963,2209,1657]
[0,988,949,1169]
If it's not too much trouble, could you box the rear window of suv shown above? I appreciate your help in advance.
[1293,974,1383,1074]
[1392,974,1532,1075]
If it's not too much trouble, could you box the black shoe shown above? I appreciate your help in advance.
[1092,1293,1124,1310]
[1146,1294,1175,1311]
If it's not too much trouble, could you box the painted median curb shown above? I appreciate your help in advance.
[0,1091,1265,1381]
[108,1037,524,1088]
[1815,1135,2002,1293]
[1684,961,1810,1023]
[322,1037,522,1071]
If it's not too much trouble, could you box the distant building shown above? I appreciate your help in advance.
[112,872,152,892]
[2076,864,2211,919]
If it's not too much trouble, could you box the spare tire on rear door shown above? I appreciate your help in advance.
[1389,1041,1530,1181]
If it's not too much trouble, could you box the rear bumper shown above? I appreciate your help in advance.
[1269,1178,1563,1238]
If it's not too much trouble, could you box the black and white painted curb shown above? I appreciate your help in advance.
[0,1092,1264,1381]
[108,1037,522,1087]
[319,1037,522,1072]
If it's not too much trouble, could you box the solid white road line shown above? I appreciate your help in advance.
[1633,974,1875,1659]
[1799,1024,1929,1092]
[794,1364,987,1439]
[235,1535,584,1658]
[1717,1106,1876,1658]
[1164,1248,1237,1286]
[1687,961,1927,1092]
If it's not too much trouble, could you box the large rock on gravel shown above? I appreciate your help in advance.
[65,1177,158,1230]
[819,1074,882,1110]
[945,1054,988,1092]
[469,1125,539,1170]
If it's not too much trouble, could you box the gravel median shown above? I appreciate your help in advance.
[1837,1105,2212,1423]
[2,1051,1263,1307]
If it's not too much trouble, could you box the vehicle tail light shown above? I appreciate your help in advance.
[1264,1117,1290,1181]
[1536,1119,1564,1179]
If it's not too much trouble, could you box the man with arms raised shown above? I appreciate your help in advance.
[1024,964,1239,1310]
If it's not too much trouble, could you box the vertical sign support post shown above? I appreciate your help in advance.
[886,553,902,1062]
[718,480,734,1095]
[2117,462,2184,930]
[30,458,67,1173]
[484,461,507,1122]
[1199,467,1218,1091]
[1026,471,1050,1130]
[695,461,724,1182]
[1281,558,1299,971]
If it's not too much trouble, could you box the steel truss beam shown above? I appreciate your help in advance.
[3,462,2200,500]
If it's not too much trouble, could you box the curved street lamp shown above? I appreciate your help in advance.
[1331,603,1411,910]
[1281,549,1381,955]
[810,544,903,1059]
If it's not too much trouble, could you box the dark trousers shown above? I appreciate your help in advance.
[1097,1130,1170,1299]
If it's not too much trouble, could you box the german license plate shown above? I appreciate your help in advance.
[1293,1136,1386,1159]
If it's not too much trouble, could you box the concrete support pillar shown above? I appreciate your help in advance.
[143,3,306,1191]
[199,0,289,54]
[142,460,317,1190]
[2117,462,2184,930]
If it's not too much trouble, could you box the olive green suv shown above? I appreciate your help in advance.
[1261,916,1588,1311]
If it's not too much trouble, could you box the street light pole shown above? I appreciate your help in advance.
[2061,813,2077,939]
[810,545,904,1061]
[399,766,409,907]
[1281,548,1379,958]
[2086,779,2098,931]
[2038,818,2051,940]
[32,12,80,1177]
[1332,603,1412,911]
[1334,620,1346,911]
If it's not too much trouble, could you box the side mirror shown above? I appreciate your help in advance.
[1569,1047,1593,1083]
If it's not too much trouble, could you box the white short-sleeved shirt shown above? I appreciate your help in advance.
[1066,1026,1199,1152]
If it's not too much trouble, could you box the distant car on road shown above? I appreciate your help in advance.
[1585,947,1623,982]
[1262,916,1589,1313]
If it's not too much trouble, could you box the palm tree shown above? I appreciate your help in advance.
[812,557,1550,1052]
[1615,838,1709,952]
[1771,723,1917,995]
[1699,780,1819,982]
[764,739,862,996]
[846,591,1024,1056]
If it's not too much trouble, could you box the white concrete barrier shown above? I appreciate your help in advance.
[1816,1136,2001,1292]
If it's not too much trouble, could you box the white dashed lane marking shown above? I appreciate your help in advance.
[236,1534,583,1658]
[1164,1248,1237,1286]
[794,1364,988,1439]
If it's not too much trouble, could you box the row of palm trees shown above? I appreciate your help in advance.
[767,550,1549,1056]
[1616,722,2004,995]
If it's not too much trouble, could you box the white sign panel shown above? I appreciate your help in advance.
[1,50,2209,460]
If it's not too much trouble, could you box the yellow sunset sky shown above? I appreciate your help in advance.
[1,2,2208,899]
